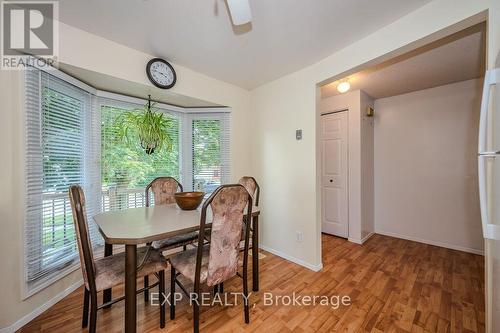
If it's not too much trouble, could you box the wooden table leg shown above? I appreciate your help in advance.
[125,244,137,333]
[103,243,113,308]
[252,215,259,291]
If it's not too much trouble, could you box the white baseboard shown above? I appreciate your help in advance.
[347,238,362,244]
[375,229,484,255]
[348,232,374,245]
[361,232,375,243]
[259,245,323,272]
[0,279,83,333]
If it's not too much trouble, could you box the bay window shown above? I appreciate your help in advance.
[23,66,230,295]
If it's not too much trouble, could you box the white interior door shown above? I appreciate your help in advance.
[321,111,348,237]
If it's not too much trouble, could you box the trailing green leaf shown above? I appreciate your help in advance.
[117,100,173,155]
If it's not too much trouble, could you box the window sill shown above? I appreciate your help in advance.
[23,261,80,300]
[23,244,115,300]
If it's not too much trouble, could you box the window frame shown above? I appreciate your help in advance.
[38,74,88,273]
[98,95,182,211]
[184,112,231,193]
[22,65,98,298]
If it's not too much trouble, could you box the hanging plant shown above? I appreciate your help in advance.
[118,95,173,155]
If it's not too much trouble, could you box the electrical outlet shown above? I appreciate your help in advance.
[296,231,303,242]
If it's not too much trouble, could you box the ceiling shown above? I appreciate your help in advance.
[59,63,222,107]
[321,24,486,99]
[58,0,431,90]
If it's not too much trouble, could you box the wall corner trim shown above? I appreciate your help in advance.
[348,232,374,245]
[259,245,323,272]
[0,279,84,333]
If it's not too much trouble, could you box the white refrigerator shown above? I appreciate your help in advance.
[479,68,500,332]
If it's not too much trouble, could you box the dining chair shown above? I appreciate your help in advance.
[238,176,260,206]
[144,177,199,300]
[201,177,259,291]
[68,185,168,333]
[238,176,260,254]
[169,184,253,333]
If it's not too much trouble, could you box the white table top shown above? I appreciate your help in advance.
[93,204,260,245]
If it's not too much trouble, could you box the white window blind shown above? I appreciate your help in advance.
[24,68,101,290]
[189,113,230,193]
[100,98,181,211]
[24,66,231,293]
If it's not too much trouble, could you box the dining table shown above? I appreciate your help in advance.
[93,203,261,333]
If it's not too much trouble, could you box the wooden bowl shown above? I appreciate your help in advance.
[174,192,205,210]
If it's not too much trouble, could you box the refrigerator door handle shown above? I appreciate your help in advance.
[478,68,500,153]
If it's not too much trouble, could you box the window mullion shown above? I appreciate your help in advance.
[181,113,194,191]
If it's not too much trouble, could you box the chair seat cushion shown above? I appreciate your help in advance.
[94,246,168,292]
[169,245,210,285]
[151,231,199,251]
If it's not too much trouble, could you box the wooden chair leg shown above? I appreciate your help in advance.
[159,270,165,328]
[213,282,224,295]
[89,291,98,333]
[193,284,200,333]
[193,302,200,333]
[170,266,176,320]
[243,273,249,324]
[144,275,150,302]
[82,287,90,328]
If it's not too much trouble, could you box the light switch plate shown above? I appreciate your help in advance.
[296,129,302,140]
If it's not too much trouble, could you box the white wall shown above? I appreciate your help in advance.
[251,0,495,272]
[319,90,374,243]
[374,79,484,253]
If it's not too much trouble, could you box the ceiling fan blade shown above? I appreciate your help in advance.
[226,0,252,25]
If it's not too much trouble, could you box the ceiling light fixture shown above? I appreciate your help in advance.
[226,0,252,25]
[337,80,350,93]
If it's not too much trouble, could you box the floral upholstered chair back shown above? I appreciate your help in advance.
[145,177,183,206]
[238,176,259,206]
[68,185,95,290]
[205,185,251,286]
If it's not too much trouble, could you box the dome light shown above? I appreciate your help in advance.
[337,81,350,93]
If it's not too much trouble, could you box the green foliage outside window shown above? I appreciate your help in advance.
[101,105,180,190]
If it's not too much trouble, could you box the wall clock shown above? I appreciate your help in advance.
[146,58,177,89]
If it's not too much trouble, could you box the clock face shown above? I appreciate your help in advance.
[146,58,176,89]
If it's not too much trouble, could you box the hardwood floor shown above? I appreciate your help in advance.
[19,234,485,332]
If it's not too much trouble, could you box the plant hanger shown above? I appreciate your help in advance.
[118,94,173,155]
